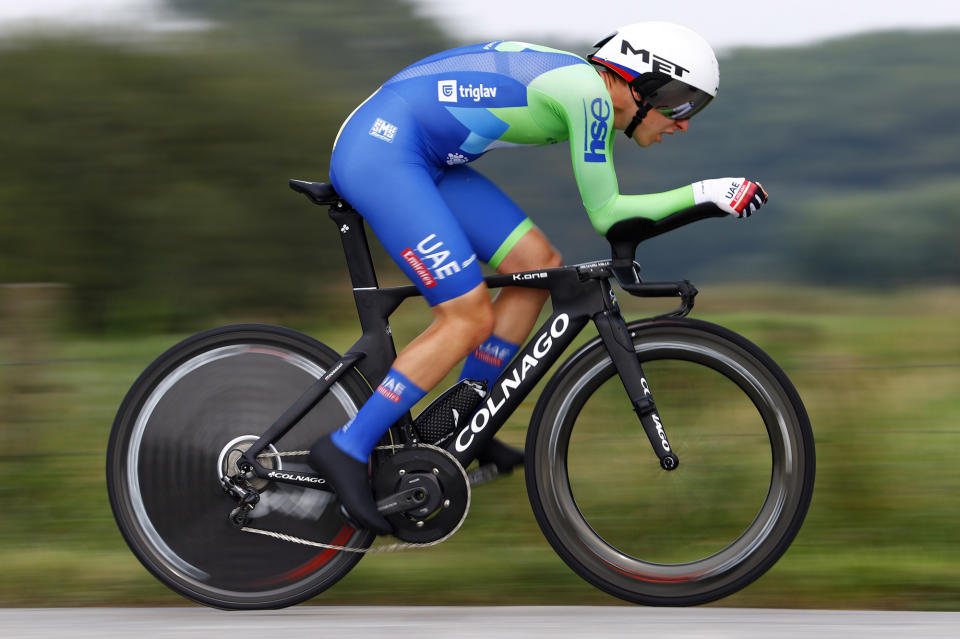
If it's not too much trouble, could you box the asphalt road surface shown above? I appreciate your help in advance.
[2,607,958,638]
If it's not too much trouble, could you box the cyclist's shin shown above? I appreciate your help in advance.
[458,335,525,473]
[457,334,519,386]
[331,368,425,462]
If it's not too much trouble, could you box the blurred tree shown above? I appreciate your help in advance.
[167,0,452,86]
[0,1,451,332]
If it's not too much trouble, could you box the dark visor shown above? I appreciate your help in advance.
[632,74,714,121]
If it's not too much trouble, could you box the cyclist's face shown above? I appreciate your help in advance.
[630,106,691,147]
[602,72,690,147]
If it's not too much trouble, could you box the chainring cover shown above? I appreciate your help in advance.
[372,445,470,544]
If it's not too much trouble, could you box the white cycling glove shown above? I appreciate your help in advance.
[692,178,768,218]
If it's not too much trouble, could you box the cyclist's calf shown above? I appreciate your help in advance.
[490,228,562,345]
[394,284,495,390]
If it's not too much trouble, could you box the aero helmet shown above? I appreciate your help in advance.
[588,22,719,137]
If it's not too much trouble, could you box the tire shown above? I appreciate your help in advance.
[106,324,375,609]
[525,318,815,606]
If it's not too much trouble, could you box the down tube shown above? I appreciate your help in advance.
[446,310,590,466]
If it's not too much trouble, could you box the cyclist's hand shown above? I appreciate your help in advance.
[693,178,768,218]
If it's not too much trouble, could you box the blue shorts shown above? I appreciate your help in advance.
[329,88,532,306]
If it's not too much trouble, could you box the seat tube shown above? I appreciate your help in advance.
[329,204,379,289]
[593,309,680,471]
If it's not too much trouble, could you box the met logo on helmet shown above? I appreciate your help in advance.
[620,40,690,79]
[583,98,610,163]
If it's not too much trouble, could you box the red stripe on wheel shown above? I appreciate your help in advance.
[255,524,356,585]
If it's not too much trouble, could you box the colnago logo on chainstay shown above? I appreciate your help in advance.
[266,470,326,485]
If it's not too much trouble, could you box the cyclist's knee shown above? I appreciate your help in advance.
[433,285,495,350]
[498,227,562,274]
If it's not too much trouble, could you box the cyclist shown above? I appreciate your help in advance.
[309,22,768,535]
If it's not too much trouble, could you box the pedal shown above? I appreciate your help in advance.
[467,462,500,487]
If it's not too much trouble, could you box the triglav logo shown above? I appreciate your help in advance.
[459,83,497,102]
[438,79,458,102]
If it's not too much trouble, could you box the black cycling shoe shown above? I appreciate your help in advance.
[477,437,525,475]
[307,435,393,536]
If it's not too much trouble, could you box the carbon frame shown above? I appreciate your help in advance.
[240,198,684,489]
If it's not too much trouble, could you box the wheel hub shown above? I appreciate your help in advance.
[216,435,281,491]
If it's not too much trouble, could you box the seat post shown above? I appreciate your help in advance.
[328,202,379,290]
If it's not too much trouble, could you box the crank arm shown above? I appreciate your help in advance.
[376,487,427,516]
[376,473,441,517]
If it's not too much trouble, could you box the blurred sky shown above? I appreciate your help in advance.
[2,0,960,49]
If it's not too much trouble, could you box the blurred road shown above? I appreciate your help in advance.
[2,607,957,638]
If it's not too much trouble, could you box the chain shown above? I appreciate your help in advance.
[239,444,470,554]
[256,450,309,458]
[239,525,447,554]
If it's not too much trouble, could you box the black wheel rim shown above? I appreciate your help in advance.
[535,331,810,598]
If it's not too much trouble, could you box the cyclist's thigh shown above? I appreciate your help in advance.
[330,94,483,306]
[435,165,534,270]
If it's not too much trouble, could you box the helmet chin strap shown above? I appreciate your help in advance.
[624,99,653,139]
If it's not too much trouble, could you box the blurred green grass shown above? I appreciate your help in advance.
[1,286,958,609]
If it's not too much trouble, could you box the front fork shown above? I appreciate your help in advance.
[593,308,680,471]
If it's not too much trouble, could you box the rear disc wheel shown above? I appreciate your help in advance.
[106,324,374,609]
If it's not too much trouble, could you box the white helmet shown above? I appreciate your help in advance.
[588,22,719,132]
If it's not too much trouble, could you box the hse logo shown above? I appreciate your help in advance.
[437,80,499,103]
[401,234,469,289]
[583,97,610,163]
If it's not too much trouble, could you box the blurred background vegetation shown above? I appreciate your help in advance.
[0,0,957,610]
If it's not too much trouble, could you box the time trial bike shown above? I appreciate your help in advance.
[106,179,815,609]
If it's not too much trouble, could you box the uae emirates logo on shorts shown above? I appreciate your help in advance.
[401,248,437,288]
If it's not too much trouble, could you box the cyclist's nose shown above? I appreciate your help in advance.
[676,119,691,132]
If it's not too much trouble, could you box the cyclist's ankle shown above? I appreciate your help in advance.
[329,367,425,461]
